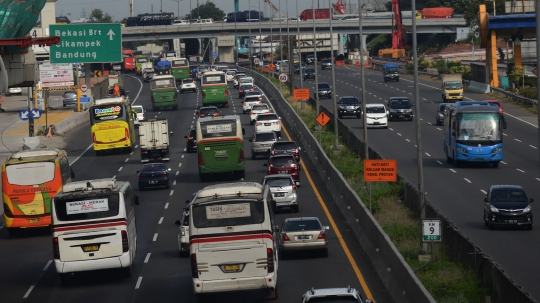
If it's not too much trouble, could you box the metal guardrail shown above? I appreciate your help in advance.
[490,86,538,107]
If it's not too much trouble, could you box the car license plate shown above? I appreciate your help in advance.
[374,122,380,125]
[274,193,285,197]
[399,115,404,118]
[149,180,157,184]
[223,264,240,272]
[298,235,310,240]
[161,96,168,99]
[264,123,271,126]
[475,158,484,162]
[505,220,517,223]
[28,218,40,223]
[82,245,99,252]
[261,144,270,147]
[279,170,288,174]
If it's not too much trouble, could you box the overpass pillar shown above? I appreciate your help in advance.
[338,34,344,55]
[361,35,368,53]
[513,37,522,68]
[198,38,203,56]
[488,30,499,87]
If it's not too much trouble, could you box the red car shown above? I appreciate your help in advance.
[264,154,300,186]
[197,106,221,118]
[485,100,504,115]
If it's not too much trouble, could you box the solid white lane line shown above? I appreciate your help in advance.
[135,277,143,289]
[153,233,158,241]
[436,161,443,164]
[144,253,151,263]
[425,153,431,157]
[43,260,52,271]
[23,285,35,298]
[481,190,487,194]
[501,161,507,164]
[158,217,164,224]
[70,144,93,165]
[405,139,410,142]
[515,139,522,142]
[179,163,182,167]
[449,169,457,173]
[530,145,537,149]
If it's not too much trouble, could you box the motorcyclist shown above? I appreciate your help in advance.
[113,84,120,97]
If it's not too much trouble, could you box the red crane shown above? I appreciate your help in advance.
[378,0,407,58]
[332,0,346,14]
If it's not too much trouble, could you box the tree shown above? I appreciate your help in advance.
[89,8,113,23]
[185,1,224,21]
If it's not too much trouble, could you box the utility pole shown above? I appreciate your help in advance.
[312,0,320,115]
[357,0,368,159]
[536,0,540,175]
[330,2,339,150]
[279,0,283,90]
[171,0,182,19]
[287,0,293,95]
[249,0,252,70]
[129,0,134,17]
[296,0,303,88]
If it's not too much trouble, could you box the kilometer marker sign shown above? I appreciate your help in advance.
[363,159,397,182]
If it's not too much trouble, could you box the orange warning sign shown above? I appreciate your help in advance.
[293,88,309,101]
[269,63,276,71]
[316,112,330,127]
[364,160,397,182]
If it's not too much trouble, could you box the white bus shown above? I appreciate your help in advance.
[188,182,278,300]
[51,179,139,284]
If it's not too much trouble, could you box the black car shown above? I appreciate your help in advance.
[137,163,171,190]
[315,82,332,99]
[294,62,306,74]
[197,106,220,118]
[239,84,254,98]
[62,91,77,107]
[321,58,332,70]
[303,68,315,80]
[270,141,301,163]
[484,185,533,230]
[337,96,362,119]
[184,127,197,152]
[435,103,451,126]
[387,97,414,121]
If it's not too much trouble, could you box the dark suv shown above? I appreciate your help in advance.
[337,96,362,119]
[387,97,414,121]
[484,185,533,230]
[270,141,301,163]
[435,103,451,126]
[184,127,197,152]
[303,68,315,80]
[315,82,332,99]
[62,91,77,107]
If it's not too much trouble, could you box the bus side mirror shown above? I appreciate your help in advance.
[186,200,190,204]
[503,119,507,129]
[175,220,181,225]
[484,197,488,202]
[70,168,75,179]
[242,128,246,135]
[134,195,140,205]
[170,131,173,136]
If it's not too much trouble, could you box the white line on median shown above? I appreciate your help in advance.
[153,233,158,241]
[43,260,52,271]
[158,217,164,224]
[144,253,151,263]
[23,285,35,298]
[135,276,143,289]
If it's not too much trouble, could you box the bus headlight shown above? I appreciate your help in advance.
[492,147,501,153]
[457,147,468,153]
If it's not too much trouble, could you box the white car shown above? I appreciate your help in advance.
[233,73,247,88]
[173,20,189,25]
[250,104,270,124]
[6,87,22,96]
[242,96,263,114]
[238,76,254,87]
[365,103,389,129]
[225,69,237,82]
[255,113,281,137]
[132,105,145,127]
[180,78,197,93]
[262,175,299,212]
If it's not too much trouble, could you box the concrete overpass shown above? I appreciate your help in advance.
[121,18,467,41]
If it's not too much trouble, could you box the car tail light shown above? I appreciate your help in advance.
[271,150,275,155]
[258,101,262,105]
[198,114,204,117]
[174,93,178,99]
[125,128,129,140]
[274,121,280,125]
[281,233,290,242]
[141,151,147,155]
[151,96,155,102]
[292,183,297,190]
[121,230,129,252]
[92,132,96,143]
[239,89,244,93]
[201,92,206,98]
[188,136,193,140]
[53,237,60,259]
[238,149,244,163]
[191,253,199,278]
[317,231,326,240]
[267,248,274,273]
[198,152,204,166]
[139,174,146,179]
[243,102,247,106]
[256,122,261,126]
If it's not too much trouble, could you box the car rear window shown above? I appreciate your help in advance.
[340,97,359,104]
[273,142,297,150]
[252,105,267,111]
[133,107,143,113]
[257,114,278,121]
[271,156,295,166]
[54,194,120,222]
[284,219,321,231]
[192,201,265,228]
[255,133,275,141]
[265,177,292,187]
[142,165,166,172]
[200,108,217,115]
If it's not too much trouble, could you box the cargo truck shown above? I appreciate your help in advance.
[382,63,400,82]
[440,74,464,102]
[416,7,454,19]
[139,119,171,162]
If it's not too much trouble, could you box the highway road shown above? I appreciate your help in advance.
[0,74,392,303]
[292,65,540,300]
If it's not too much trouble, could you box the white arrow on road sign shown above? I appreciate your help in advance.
[19,110,30,121]
[31,109,42,119]
[108,29,115,40]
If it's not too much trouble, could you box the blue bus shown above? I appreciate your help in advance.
[443,104,507,168]
[226,10,264,22]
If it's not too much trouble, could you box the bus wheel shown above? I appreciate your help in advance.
[267,286,278,300]
[236,171,245,179]
[199,175,208,182]
[95,150,102,156]
[122,265,132,278]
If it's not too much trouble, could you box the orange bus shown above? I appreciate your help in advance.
[2,149,74,237]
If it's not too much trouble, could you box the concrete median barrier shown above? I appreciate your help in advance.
[50,110,89,136]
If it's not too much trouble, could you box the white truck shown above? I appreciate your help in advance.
[138,119,171,162]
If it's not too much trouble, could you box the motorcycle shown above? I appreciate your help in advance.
[143,72,154,83]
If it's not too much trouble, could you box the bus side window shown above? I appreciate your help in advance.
[59,156,71,184]
[267,192,276,226]
[124,185,135,217]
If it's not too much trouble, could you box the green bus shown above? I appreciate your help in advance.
[150,75,179,111]
[171,57,190,82]
[196,115,245,181]
[201,71,229,107]
[135,55,150,76]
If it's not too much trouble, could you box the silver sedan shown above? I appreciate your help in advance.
[278,217,329,259]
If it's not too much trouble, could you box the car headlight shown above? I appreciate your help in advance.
[445,93,450,96]
[523,205,532,213]
[389,109,397,113]
[457,146,468,153]
[490,205,499,213]
[459,92,463,96]
[438,113,444,118]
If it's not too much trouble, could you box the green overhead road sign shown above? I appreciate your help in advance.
[49,24,122,64]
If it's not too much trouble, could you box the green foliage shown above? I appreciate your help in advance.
[185,1,224,21]
[497,47,505,61]
[405,57,431,71]
[367,34,391,57]
[89,9,113,23]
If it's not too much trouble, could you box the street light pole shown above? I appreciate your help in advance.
[329,2,338,150]
[536,0,540,175]
[249,0,252,70]
[296,0,303,88]
[312,0,319,115]
[171,0,182,19]
[357,0,368,160]
[259,0,262,65]
[279,0,283,90]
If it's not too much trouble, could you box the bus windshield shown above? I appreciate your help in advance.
[91,104,125,123]
[151,78,175,89]
[203,74,226,84]
[172,59,188,67]
[192,201,265,228]
[457,113,501,141]
[54,194,120,221]
[6,162,55,185]
[136,58,149,63]
[200,120,237,139]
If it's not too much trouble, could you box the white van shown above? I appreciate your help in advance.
[188,182,278,300]
[238,76,254,87]
[51,179,139,284]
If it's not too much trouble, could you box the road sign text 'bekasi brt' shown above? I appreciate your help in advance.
[49,24,122,64]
